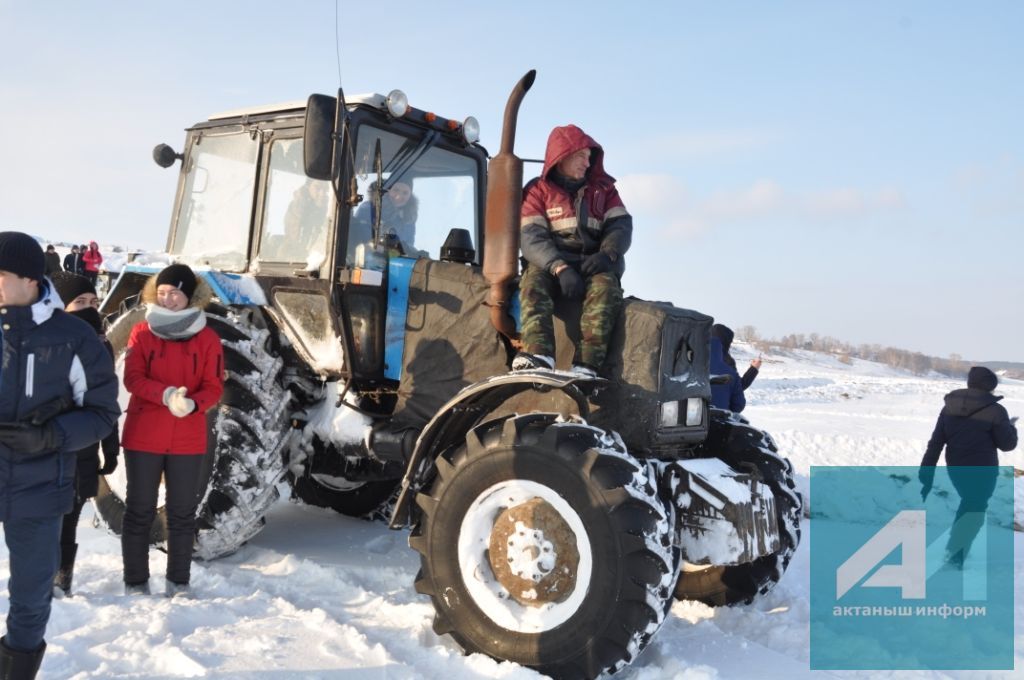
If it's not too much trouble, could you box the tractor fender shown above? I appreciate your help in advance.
[388,369,600,528]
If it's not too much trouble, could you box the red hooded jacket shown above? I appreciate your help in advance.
[520,125,632,276]
[82,241,103,274]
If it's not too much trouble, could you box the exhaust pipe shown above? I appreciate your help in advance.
[483,69,536,343]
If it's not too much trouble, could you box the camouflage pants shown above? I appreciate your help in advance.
[519,265,623,368]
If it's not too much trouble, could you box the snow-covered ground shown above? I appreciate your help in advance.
[2,345,1021,679]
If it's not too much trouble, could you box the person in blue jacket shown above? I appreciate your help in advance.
[0,232,120,679]
[710,336,745,413]
[712,324,761,391]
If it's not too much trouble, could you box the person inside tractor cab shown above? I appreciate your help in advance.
[513,124,632,377]
[267,177,331,263]
[352,178,418,255]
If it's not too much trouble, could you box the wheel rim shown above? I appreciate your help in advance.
[310,473,367,492]
[457,479,593,633]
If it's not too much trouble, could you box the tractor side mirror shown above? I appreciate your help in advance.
[152,143,182,168]
[303,94,337,181]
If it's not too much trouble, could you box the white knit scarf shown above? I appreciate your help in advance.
[145,304,207,340]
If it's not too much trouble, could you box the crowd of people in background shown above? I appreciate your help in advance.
[51,242,104,284]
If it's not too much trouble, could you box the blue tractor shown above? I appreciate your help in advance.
[95,72,801,679]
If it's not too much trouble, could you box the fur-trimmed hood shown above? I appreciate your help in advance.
[140,270,214,309]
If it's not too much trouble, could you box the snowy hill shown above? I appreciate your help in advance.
[2,346,1021,678]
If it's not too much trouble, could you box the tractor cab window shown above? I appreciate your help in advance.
[170,131,259,271]
[258,138,333,268]
[347,126,478,264]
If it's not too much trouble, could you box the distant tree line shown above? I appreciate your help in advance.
[732,326,1023,380]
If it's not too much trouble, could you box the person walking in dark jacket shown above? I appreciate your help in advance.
[712,324,761,390]
[120,264,223,598]
[0,232,119,679]
[919,366,1018,566]
[514,124,632,377]
[49,272,120,598]
[710,336,746,413]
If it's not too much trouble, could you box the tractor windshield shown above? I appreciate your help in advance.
[346,124,478,264]
[169,131,259,270]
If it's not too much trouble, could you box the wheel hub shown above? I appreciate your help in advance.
[488,497,579,606]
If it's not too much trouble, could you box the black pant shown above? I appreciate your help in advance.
[121,451,204,585]
[59,496,85,566]
[946,465,998,562]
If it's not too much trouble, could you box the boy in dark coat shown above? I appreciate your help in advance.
[919,366,1018,566]
[710,336,746,413]
[62,245,81,274]
[0,232,119,678]
[49,272,120,597]
[43,246,61,277]
[711,324,761,390]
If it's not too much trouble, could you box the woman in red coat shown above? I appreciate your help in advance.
[120,264,223,597]
[81,241,103,287]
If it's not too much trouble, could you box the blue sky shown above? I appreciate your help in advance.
[1,1,1021,361]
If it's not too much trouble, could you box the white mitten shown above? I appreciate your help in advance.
[167,386,196,418]
[162,386,177,405]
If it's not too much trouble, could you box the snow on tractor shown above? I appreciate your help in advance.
[94,71,801,678]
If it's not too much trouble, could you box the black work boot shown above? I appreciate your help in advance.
[53,543,78,598]
[0,637,46,680]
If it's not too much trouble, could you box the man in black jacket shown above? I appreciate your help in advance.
[62,245,81,275]
[919,366,1018,567]
[0,232,120,679]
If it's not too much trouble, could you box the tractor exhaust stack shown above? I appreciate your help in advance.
[483,69,536,343]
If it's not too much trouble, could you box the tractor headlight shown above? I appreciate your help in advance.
[386,89,409,118]
[659,401,679,428]
[461,116,480,144]
[684,397,703,426]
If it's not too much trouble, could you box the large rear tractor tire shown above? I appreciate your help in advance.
[673,408,802,606]
[93,304,292,560]
[412,413,676,679]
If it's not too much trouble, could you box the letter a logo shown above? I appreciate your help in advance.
[836,510,926,600]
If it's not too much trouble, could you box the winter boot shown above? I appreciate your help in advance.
[511,352,554,371]
[0,637,46,680]
[124,581,151,596]
[53,544,77,598]
[165,580,192,599]
[569,363,600,379]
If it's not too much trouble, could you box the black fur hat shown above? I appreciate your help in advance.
[966,366,998,392]
[51,271,97,305]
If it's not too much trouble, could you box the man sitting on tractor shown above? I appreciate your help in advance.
[513,124,632,377]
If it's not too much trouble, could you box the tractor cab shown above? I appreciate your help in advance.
[112,91,489,386]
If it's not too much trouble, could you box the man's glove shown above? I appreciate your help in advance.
[581,252,614,276]
[98,453,119,475]
[166,387,196,418]
[918,466,936,502]
[557,267,585,299]
[0,422,59,455]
